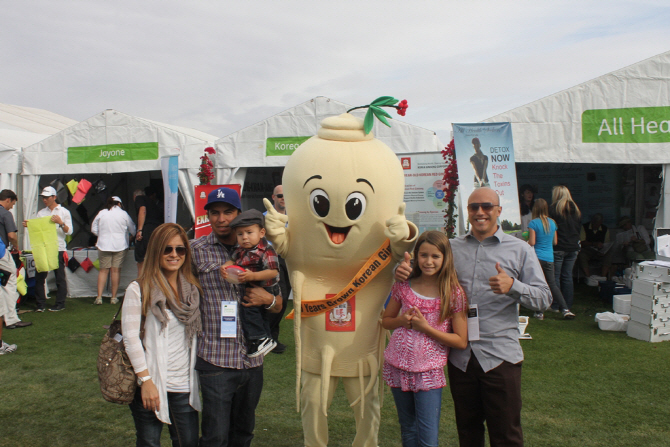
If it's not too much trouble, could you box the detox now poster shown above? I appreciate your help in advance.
[452,122,521,233]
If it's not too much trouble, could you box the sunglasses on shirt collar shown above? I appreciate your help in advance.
[163,245,187,256]
[467,202,499,212]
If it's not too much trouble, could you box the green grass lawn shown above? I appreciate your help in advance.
[2,285,669,446]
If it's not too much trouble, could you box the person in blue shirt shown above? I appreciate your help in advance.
[528,199,575,320]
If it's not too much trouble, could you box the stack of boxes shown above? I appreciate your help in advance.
[627,262,670,342]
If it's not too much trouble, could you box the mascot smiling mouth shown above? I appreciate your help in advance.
[325,224,351,245]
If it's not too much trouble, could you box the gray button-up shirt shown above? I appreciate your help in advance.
[449,226,552,373]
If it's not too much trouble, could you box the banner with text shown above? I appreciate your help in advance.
[398,152,447,234]
[194,184,242,238]
[452,122,521,233]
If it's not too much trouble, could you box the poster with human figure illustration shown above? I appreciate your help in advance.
[452,122,521,233]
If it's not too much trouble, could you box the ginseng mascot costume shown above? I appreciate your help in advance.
[264,97,417,447]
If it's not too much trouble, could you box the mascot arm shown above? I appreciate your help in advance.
[384,203,418,263]
[263,198,290,257]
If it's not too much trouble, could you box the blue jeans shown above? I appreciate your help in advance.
[539,260,569,312]
[553,250,578,309]
[390,387,443,447]
[198,364,263,447]
[129,389,199,447]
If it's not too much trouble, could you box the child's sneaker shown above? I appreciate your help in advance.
[533,312,544,320]
[247,337,277,358]
[0,341,17,355]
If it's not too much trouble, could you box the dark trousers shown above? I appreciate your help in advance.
[198,364,263,447]
[240,285,273,340]
[265,256,290,342]
[129,389,199,447]
[35,251,67,309]
[448,355,523,447]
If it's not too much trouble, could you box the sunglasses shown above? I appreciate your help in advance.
[467,202,499,212]
[275,194,284,198]
[163,245,187,256]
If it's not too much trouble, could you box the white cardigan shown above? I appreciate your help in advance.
[121,281,201,423]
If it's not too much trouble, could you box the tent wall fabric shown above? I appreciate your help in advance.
[21,109,218,234]
[482,51,670,164]
[215,96,444,172]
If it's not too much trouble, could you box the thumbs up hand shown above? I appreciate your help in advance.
[385,203,410,244]
[489,262,513,294]
[394,251,412,282]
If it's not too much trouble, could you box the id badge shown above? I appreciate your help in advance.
[220,300,238,338]
[467,304,480,341]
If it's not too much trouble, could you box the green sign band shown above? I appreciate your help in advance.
[266,136,310,157]
[582,106,670,143]
[67,142,159,164]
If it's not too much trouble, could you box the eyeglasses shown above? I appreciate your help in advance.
[467,202,499,212]
[275,194,284,199]
[163,245,187,256]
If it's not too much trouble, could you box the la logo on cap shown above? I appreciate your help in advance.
[217,190,226,198]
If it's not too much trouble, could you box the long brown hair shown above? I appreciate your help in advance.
[531,198,554,233]
[409,231,465,321]
[551,185,581,220]
[137,223,202,317]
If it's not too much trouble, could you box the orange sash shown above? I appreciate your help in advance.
[286,239,393,319]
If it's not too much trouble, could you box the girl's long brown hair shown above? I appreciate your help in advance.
[409,231,465,322]
[137,223,202,317]
[531,198,555,233]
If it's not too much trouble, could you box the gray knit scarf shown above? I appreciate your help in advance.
[149,273,202,340]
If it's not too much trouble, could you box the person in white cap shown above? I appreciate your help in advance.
[91,196,136,304]
[23,186,73,312]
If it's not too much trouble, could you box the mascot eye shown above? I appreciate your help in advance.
[345,192,366,220]
[310,189,330,217]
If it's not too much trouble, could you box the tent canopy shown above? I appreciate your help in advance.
[21,109,219,227]
[483,51,670,164]
[216,96,445,171]
[0,103,78,135]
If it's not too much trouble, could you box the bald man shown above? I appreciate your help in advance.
[397,187,551,446]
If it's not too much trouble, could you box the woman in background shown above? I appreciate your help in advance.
[549,186,582,311]
[528,198,576,320]
[91,196,136,305]
[122,223,202,447]
[518,184,536,232]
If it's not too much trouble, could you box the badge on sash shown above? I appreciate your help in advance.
[325,294,355,332]
[220,300,238,338]
[467,304,480,341]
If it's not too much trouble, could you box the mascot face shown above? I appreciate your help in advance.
[282,114,404,269]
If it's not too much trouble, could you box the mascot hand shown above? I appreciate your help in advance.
[263,198,289,256]
[385,203,410,243]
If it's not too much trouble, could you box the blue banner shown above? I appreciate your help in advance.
[452,122,521,233]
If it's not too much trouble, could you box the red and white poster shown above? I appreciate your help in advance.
[194,184,242,238]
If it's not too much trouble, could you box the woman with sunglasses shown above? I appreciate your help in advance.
[122,223,202,447]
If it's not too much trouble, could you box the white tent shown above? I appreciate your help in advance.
[22,109,219,228]
[215,96,445,187]
[482,50,670,243]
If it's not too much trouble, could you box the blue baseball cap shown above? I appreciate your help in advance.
[205,187,241,211]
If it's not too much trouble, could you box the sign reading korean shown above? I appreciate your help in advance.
[398,152,446,234]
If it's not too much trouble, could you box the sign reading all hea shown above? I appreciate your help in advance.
[67,142,159,164]
[266,136,310,157]
[582,106,670,143]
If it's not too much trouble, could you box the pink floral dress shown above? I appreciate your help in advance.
[383,280,465,392]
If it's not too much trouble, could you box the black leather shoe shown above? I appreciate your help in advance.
[6,321,33,329]
[271,342,287,354]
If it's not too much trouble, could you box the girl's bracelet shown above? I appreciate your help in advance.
[265,295,277,310]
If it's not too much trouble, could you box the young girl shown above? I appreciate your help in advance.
[382,231,468,447]
[122,223,203,447]
[528,199,575,320]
